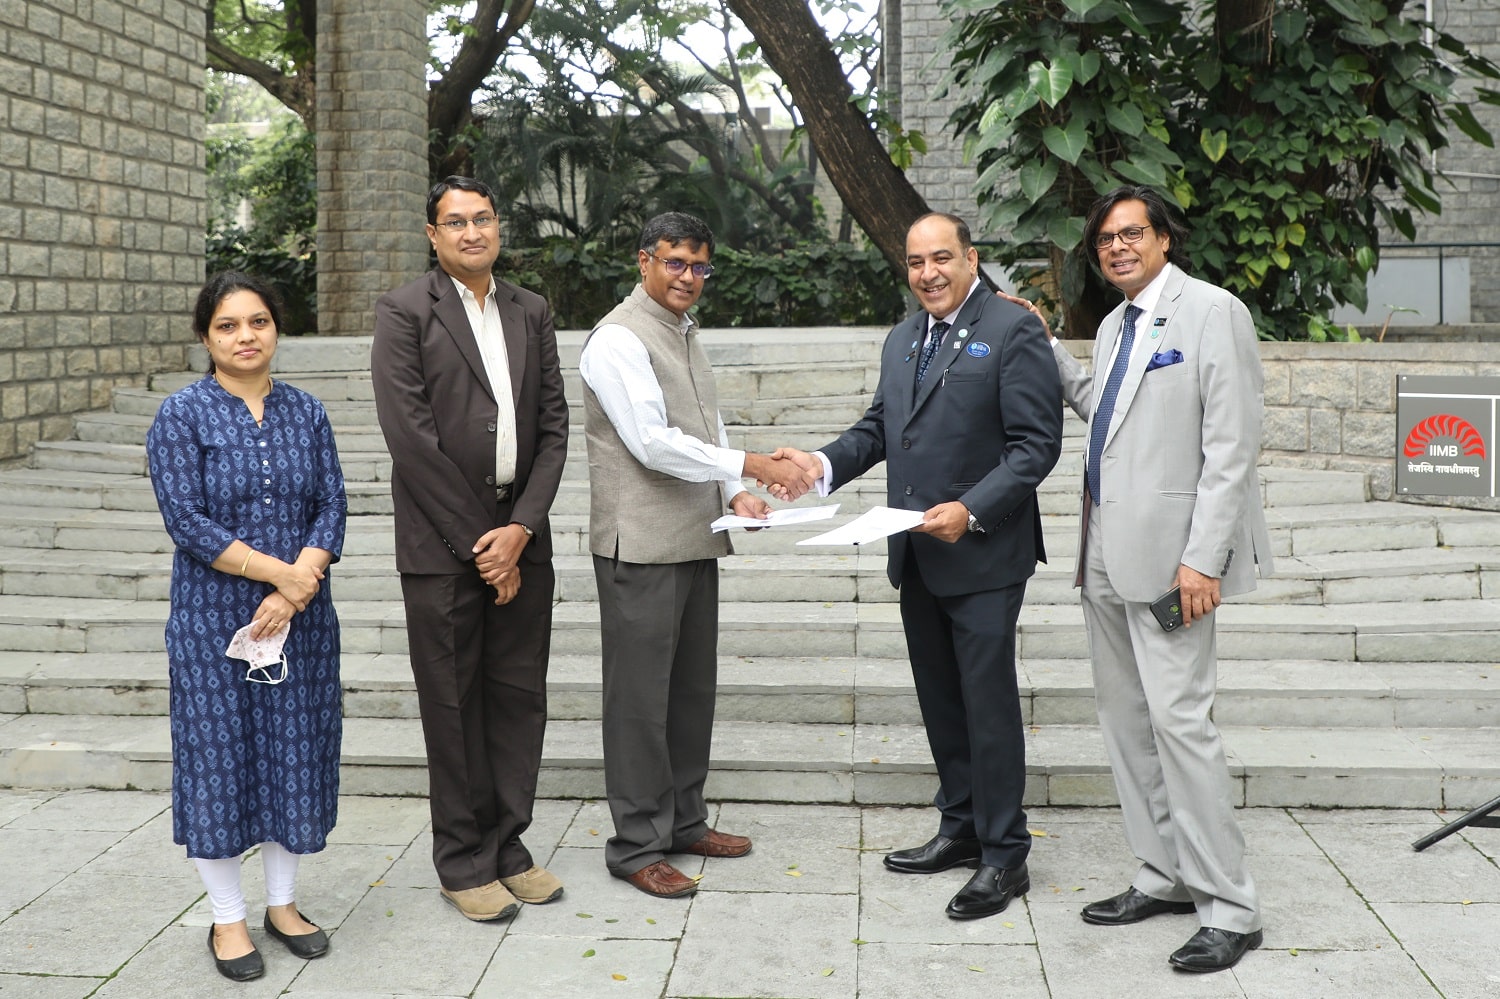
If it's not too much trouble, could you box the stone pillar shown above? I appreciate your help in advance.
[316,0,430,337]
[0,0,208,461]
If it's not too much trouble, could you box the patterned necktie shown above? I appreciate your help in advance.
[1086,304,1143,504]
[916,320,951,385]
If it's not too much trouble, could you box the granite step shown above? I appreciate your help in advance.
[4,544,1495,609]
[0,711,1491,810]
[4,651,1495,732]
[2,593,1496,663]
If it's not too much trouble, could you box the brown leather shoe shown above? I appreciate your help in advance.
[623,861,699,898]
[679,828,752,858]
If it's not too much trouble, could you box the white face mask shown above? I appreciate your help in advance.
[225,622,290,685]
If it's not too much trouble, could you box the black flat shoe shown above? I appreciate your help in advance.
[883,834,982,874]
[1168,926,1263,972]
[263,908,330,959]
[1082,886,1197,925]
[945,863,1030,920]
[208,925,265,982]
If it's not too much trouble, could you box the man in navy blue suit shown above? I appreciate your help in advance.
[778,212,1063,919]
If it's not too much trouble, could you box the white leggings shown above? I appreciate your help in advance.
[193,842,302,924]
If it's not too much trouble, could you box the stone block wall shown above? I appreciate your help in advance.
[315,0,430,338]
[0,0,208,462]
[1062,339,1500,503]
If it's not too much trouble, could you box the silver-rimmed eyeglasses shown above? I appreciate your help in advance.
[435,216,497,233]
[647,252,714,280]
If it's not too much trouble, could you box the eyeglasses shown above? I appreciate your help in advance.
[1093,225,1153,250]
[647,252,714,280]
[434,216,497,233]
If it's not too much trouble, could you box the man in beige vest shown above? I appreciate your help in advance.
[581,212,812,898]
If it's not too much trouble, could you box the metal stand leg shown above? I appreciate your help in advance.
[1412,793,1500,852]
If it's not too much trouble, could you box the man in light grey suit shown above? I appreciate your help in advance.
[1024,185,1273,973]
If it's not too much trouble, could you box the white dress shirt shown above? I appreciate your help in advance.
[579,319,747,505]
[1052,262,1177,473]
[451,275,518,486]
[810,277,987,492]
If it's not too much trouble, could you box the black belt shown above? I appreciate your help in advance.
[496,482,513,502]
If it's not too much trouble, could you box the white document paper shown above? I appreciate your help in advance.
[795,506,926,546]
[710,504,840,533]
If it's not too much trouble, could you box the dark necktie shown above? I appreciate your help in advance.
[1086,304,1143,504]
[916,320,951,385]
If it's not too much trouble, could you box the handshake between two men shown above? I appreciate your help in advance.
[739,447,977,545]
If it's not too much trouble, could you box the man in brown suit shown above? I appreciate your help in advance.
[371,176,569,922]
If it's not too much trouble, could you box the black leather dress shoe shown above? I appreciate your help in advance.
[945,863,1030,920]
[1081,887,1197,925]
[1168,926,1263,972]
[264,908,330,959]
[208,926,265,982]
[883,835,982,874]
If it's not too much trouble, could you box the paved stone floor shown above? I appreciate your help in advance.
[1,790,1498,997]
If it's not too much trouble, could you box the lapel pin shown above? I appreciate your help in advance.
[957,328,969,338]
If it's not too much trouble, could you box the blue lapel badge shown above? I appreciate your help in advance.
[966,341,990,358]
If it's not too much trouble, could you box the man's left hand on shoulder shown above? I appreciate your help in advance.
[1175,563,1221,626]
[912,501,973,544]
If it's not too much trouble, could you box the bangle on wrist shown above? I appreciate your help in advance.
[239,550,254,576]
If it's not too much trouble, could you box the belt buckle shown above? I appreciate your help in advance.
[496,482,513,502]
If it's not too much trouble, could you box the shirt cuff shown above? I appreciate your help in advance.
[813,451,833,497]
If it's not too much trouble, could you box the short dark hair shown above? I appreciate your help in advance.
[426,175,499,224]
[638,212,715,256]
[192,271,284,374]
[909,212,974,252]
[1082,185,1191,272]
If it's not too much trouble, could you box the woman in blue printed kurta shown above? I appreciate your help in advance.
[146,272,346,982]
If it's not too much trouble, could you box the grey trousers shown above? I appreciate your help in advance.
[593,555,718,876]
[1081,504,1260,933]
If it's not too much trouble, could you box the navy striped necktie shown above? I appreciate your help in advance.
[916,320,951,385]
[1086,304,1143,504]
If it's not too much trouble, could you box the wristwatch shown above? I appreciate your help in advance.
[517,523,535,538]
[966,512,983,534]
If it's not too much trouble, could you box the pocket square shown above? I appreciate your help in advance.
[1146,349,1184,371]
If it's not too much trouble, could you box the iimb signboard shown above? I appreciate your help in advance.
[1395,375,1499,498]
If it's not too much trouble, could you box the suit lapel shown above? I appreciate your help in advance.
[896,312,925,422]
[495,279,527,408]
[1098,268,1187,453]
[430,271,495,403]
[909,291,985,423]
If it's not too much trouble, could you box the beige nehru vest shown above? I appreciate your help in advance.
[583,285,733,564]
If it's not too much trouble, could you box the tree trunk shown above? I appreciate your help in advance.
[725,0,930,274]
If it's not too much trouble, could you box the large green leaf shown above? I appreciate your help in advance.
[1027,60,1074,106]
[1446,103,1495,147]
[1041,118,1089,164]
[1105,102,1145,137]
[1047,214,1086,252]
[1018,158,1061,204]
[1199,129,1229,164]
[1114,157,1166,186]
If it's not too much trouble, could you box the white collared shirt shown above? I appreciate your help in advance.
[450,275,518,487]
[579,317,747,505]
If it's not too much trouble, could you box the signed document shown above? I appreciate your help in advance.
[711,504,840,533]
[795,506,926,546]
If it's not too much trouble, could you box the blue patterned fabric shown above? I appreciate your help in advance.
[1087,304,1143,505]
[146,376,347,859]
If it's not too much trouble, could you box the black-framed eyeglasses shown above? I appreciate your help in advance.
[1093,225,1153,250]
[647,251,714,280]
[434,215,497,233]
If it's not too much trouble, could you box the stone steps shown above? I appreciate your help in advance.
[1,331,1497,807]
[0,711,1490,810]
[4,651,1495,730]
[3,544,1495,607]
[2,591,1496,662]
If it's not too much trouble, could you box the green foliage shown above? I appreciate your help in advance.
[944,0,1500,340]
[501,240,905,330]
[205,108,317,333]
